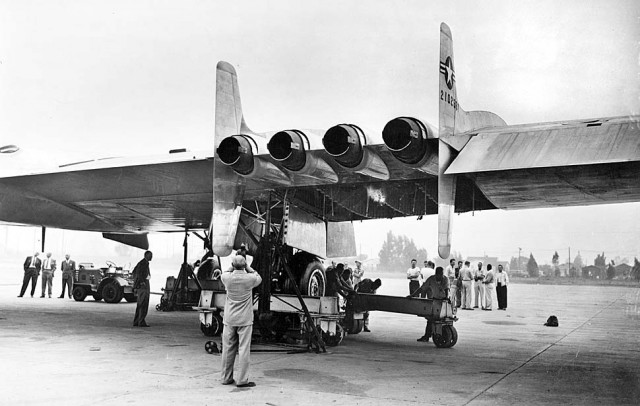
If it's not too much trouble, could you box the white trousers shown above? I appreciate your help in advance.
[461,280,472,309]
[221,324,252,385]
[474,281,485,308]
[484,283,494,309]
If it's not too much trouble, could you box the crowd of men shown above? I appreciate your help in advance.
[408,258,509,311]
[18,252,77,299]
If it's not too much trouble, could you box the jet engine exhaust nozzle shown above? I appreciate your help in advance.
[323,124,366,168]
[216,135,256,175]
[267,130,309,172]
[383,117,434,165]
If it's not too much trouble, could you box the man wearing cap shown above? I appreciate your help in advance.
[352,260,364,286]
[220,255,262,388]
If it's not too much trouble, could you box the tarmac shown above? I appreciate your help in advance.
[1,273,639,405]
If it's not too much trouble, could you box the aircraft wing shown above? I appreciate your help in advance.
[0,152,216,239]
[445,116,640,210]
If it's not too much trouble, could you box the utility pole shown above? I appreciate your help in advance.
[568,246,571,277]
[518,247,522,271]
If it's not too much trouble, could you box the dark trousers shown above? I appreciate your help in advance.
[423,318,433,338]
[497,283,508,309]
[133,282,150,325]
[19,269,38,297]
[60,275,73,298]
[409,280,420,296]
[456,284,462,307]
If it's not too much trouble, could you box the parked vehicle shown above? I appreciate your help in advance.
[72,261,137,303]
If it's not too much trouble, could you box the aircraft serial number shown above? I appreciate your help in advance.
[440,90,459,111]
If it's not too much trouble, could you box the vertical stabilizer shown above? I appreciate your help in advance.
[210,61,248,256]
[436,23,507,259]
[437,23,458,259]
[215,61,252,147]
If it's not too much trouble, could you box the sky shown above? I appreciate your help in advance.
[0,0,639,266]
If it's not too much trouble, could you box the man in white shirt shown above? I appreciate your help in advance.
[460,261,474,310]
[420,261,435,298]
[496,264,509,310]
[406,259,421,296]
[40,252,56,298]
[473,262,485,309]
[352,260,364,286]
[445,258,457,306]
[483,264,495,310]
[220,255,262,388]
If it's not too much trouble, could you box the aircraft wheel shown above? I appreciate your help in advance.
[93,293,102,302]
[347,319,364,335]
[323,324,344,347]
[124,293,137,303]
[155,304,162,311]
[102,281,123,303]
[300,261,326,297]
[72,286,87,302]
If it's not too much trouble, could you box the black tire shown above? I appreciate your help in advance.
[347,319,364,335]
[201,312,223,337]
[433,325,453,348]
[445,325,458,348]
[300,261,326,297]
[72,286,87,302]
[102,281,123,303]
[93,293,102,302]
[124,294,137,303]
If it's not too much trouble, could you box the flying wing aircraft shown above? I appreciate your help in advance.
[1,23,638,295]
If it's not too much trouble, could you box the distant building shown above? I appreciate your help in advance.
[582,265,602,279]
[615,263,632,279]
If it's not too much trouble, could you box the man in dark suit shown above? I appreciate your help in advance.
[59,254,76,299]
[133,251,152,327]
[19,252,42,298]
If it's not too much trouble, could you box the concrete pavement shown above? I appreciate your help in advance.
[1,277,638,405]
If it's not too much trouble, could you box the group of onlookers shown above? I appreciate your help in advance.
[408,258,509,311]
[18,252,76,299]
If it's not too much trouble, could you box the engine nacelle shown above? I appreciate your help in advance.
[323,124,366,168]
[216,135,257,175]
[267,130,309,171]
[323,124,388,180]
[382,117,438,175]
[217,134,290,184]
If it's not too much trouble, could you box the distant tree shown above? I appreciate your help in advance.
[526,253,539,278]
[606,261,616,280]
[552,251,560,277]
[631,258,640,281]
[509,256,519,270]
[569,266,578,278]
[594,252,606,268]
[378,231,428,271]
[573,252,584,271]
[378,231,396,270]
